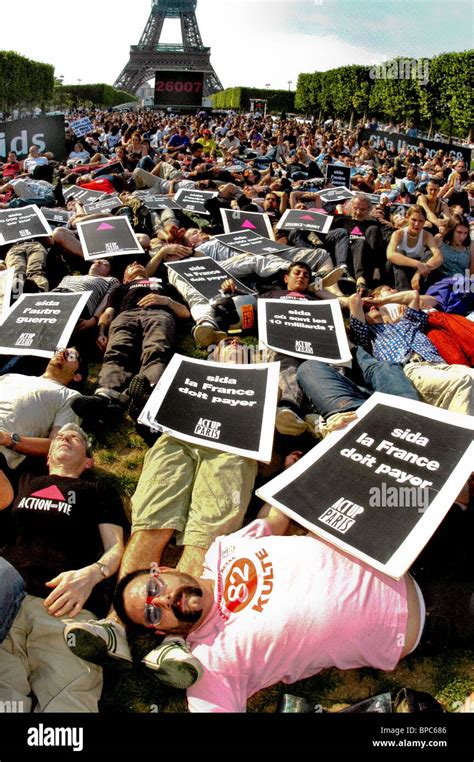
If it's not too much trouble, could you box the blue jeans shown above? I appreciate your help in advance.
[0,558,25,643]
[297,347,419,418]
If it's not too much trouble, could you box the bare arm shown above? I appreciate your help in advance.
[0,430,52,458]
[0,470,14,509]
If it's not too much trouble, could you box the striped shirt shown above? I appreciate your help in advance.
[53,275,120,317]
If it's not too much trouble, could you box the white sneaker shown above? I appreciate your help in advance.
[142,636,203,689]
[63,618,132,664]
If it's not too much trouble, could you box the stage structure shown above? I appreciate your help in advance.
[114,0,223,101]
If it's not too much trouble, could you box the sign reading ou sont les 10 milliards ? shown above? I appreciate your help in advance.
[258,298,352,364]
[76,216,144,260]
[0,291,92,357]
[257,393,474,579]
[0,205,53,245]
[165,256,255,302]
[138,354,280,462]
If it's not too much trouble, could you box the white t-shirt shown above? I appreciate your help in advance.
[187,520,408,712]
[0,374,80,468]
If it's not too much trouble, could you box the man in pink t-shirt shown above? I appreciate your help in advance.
[113,505,424,713]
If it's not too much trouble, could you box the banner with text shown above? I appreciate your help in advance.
[319,186,353,205]
[326,164,351,189]
[174,188,218,216]
[258,298,351,364]
[166,257,254,301]
[359,128,472,165]
[0,291,91,357]
[0,205,52,245]
[138,354,280,461]
[0,115,66,160]
[257,393,474,578]
[213,230,291,256]
[69,117,94,138]
[276,209,333,234]
[77,216,144,260]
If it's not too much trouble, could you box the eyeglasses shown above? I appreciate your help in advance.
[55,348,80,362]
[144,574,167,628]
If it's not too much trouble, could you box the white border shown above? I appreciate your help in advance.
[0,291,92,357]
[174,188,218,215]
[258,298,352,364]
[257,393,474,578]
[77,216,145,260]
[0,204,53,245]
[0,268,15,324]
[276,209,333,234]
[138,354,280,462]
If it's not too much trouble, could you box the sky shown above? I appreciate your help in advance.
[1,0,472,91]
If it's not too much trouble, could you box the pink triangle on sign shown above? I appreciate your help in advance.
[351,226,363,236]
[31,485,66,501]
[97,223,114,230]
[241,220,257,230]
[301,214,315,220]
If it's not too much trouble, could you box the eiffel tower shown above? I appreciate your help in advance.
[114,0,223,98]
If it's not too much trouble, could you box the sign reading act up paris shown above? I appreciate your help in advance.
[138,354,280,461]
[257,393,474,578]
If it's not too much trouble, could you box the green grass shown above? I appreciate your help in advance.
[86,340,474,714]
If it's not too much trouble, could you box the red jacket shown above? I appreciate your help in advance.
[426,312,474,367]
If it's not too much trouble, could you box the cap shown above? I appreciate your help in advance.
[202,129,211,135]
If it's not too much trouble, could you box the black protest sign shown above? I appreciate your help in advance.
[358,128,472,165]
[93,161,124,177]
[357,191,382,206]
[0,268,14,322]
[0,291,91,357]
[174,188,218,215]
[0,115,66,160]
[166,257,254,301]
[82,197,122,214]
[257,394,474,578]
[42,208,70,227]
[138,354,280,461]
[276,209,333,234]
[0,205,52,245]
[135,193,181,211]
[77,216,144,260]
[318,186,354,204]
[69,117,93,138]
[220,208,275,240]
[326,164,351,189]
[213,231,291,256]
[63,187,116,204]
[258,298,351,364]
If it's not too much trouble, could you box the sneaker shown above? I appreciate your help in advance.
[314,266,346,289]
[63,619,132,665]
[142,636,203,689]
[275,407,307,436]
[192,322,228,347]
[72,394,124,428]
[128,374,152,421]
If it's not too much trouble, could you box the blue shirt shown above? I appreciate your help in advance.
[350,307,444,364]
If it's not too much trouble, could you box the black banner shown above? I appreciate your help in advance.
[276,209,333,234]
[258,395,474,578]
[82,197,122,215]
[134,192,182,211]
[258,298,351,364]
[0,205,52,245]
[63,187,115,205]
[0,115,66,160]
[174,189,218,215]
[326,164,351,189]
[0,291,91,357]
[213,230,291,256]
[42,208,70,227]
[139,354,279,461]
[77,216,144,260]
[166,257,254,301]
[359,128,472,164]
[319,187,353,204]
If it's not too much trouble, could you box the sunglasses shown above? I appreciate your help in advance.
[55,348,80,362]
[144,574,167,628]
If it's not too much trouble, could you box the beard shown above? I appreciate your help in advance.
[171,585,203,624]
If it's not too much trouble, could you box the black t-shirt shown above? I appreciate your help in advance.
[106,277,176,314]
[330,215,381,240]
[1,473,128,617]
[259,288,318,301]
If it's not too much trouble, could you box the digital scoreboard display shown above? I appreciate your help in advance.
[154,71,204,107]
